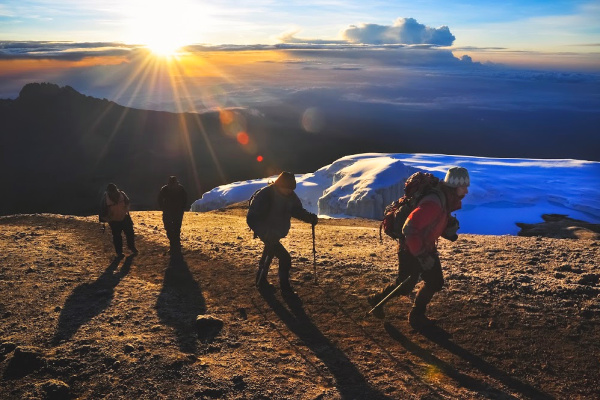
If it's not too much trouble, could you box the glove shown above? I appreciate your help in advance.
[442,215,459,242]
[310,213,318,226]
[417,254,435,271]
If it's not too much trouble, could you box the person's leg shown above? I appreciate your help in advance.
[173,215,183,250]
[410,254,443,326]
[368,249,420,318]
[256,244,274,288]
[109,221,124,256]
[163,215,175,248]
[123,215,137,253]
[271,242,292,292]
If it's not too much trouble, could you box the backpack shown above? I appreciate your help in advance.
[379,172,445,242]
[247,185,274,236]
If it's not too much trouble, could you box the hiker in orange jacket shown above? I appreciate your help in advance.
[368,167,470,327]
[100,183,138,258]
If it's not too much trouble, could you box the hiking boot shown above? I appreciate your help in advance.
[367,294,385,319]
[408,308,434,328]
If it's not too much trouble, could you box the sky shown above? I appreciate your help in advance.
[190,153,600,235]
[1,1,599,163]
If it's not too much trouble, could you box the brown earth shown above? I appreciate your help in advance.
[1,208,599,399]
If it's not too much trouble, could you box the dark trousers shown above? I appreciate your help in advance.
[109,215,135,255]
[259,241,292,284]
[163,213,183,251]
[378,248,444,312]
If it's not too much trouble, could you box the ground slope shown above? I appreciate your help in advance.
[1,210,599,399]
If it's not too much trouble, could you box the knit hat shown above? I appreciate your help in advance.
[274,171,296,190]
[444,167,470,188]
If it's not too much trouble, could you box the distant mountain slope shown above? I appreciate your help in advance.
[0,83,376,215]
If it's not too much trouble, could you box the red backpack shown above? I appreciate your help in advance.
[380,172,444,242]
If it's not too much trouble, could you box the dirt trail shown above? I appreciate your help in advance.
[1,210,599,399]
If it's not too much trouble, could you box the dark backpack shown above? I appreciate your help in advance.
[247,185,274,236]
[380,172,445,242]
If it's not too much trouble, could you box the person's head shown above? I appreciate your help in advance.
[442,167,470,209]
[168,176,179,185]
[106,183,119,202]
[106,183,118,193]
[273,171,296,196]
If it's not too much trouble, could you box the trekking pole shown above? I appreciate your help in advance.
[312,224,317,285]
[365,282,405,317]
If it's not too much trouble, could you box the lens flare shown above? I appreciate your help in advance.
[237,131,249,145]
[301,107,325,133]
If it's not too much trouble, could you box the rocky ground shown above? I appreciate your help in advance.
[1,207,599,399]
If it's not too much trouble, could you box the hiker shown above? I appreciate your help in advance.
[100,183,138,258]
[368,167,470,327]
[247,171,318,294]
[158,176,188,254]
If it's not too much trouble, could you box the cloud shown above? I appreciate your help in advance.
[342,18,455,46]
[0,41,139,61]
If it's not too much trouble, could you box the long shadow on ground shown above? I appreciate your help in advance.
[155,254,206,354]
[259,289,391,400]
[52,255,133,345]
[384,322,554,400]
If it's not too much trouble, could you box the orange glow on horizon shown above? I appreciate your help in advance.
[0,56,129,76]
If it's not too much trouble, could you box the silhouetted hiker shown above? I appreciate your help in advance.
[368,167,470,327]
[100,183,138,258]
[158,176,188,254]
[247,171,318,294]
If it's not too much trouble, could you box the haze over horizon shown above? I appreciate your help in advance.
[2,1,599,181]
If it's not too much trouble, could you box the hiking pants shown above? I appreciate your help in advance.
[259,241,292,284]
[378,248,444,312]
[163,213,183,251]
[109,215,135,255]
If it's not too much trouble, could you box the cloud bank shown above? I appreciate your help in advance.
[341,18,455,46]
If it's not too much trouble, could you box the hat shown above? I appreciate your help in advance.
[106,183,118,192]
[444,167,470,188]
[274,171,296,190]
[168,176,178,185]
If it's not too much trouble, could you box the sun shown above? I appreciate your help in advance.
[124,1,199,57]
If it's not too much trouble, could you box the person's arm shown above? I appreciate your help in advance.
[121,191,131,212]
[290,193,318,225]
[402,199,444,257]
[181,187,188,212]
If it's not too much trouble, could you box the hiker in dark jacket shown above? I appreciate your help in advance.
[158,176,188,254]
[100,183,138,258]
[368,167,470,327]
[247,171,318,294]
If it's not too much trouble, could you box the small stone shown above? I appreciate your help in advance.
[196,315,224,342]
[54,306,61,312]
[124,344,135,353]
[5,346,44,378]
